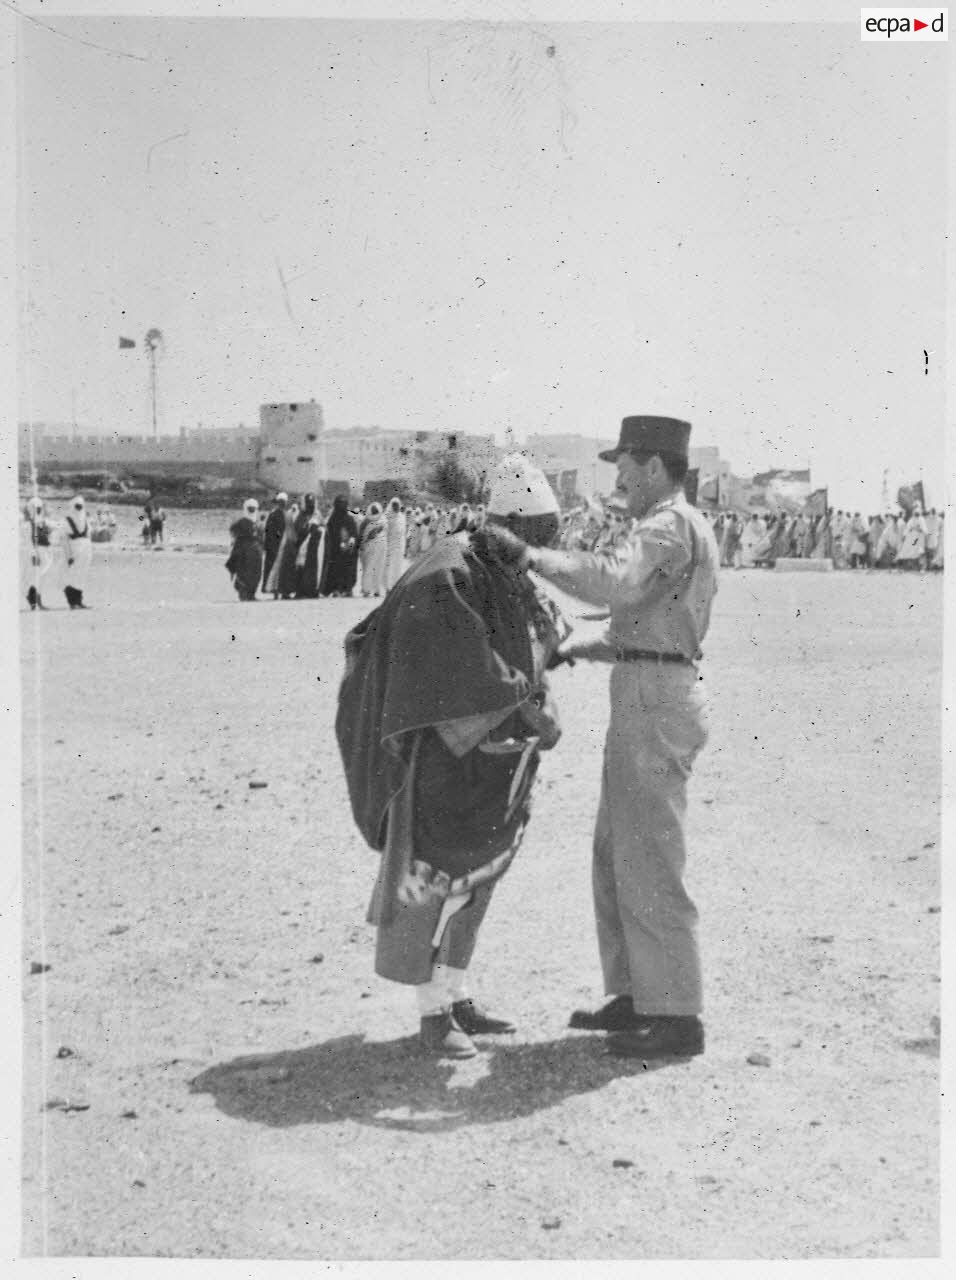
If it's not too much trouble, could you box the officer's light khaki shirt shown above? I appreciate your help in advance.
[534,492,719,659]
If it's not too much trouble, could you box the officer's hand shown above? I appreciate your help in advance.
[520,689,562,750]
[472,524,530,569]
[546,646,576,670]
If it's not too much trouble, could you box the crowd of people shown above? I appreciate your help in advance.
[226,491,492,602]
[709,505,944,571]
[22,484,945,616]
[228,488,946,603]
[555,501,945,572]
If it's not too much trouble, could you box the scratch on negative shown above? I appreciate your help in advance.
[275,257,298,326]
[146,131,189,172]
[1,0,150,62]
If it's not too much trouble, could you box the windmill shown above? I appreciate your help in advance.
[144,328,165,438]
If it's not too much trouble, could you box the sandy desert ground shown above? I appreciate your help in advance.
[19,527,941,1260]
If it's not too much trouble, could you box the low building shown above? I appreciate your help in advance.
[257,402,498,499]
[19,421,261,484]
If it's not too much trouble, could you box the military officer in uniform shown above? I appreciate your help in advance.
[485,415,719,1058]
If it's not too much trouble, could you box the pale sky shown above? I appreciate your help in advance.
[14,3,949,509]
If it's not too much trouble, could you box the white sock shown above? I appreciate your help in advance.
[415,964,469,1016]
[415,974,450,1017]
[435,963,468,1004]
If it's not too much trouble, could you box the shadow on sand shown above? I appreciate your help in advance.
[189,1034,692,1133]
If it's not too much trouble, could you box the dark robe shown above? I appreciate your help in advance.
[337,533,569,984]
[261,506,287,591]
[225,517,263,601]
[293,507,312,544]
[336,534,564,875]
[321,501,360,595]
[267,511,300,598]
[768,516,793,565]
[295,522,325,598]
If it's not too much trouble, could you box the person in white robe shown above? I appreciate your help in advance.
[21,498,53,610]
[61,495,93,608]
[384,496,407,590]
[417,510,436,556]
[875,514,900,567]
[867,515,884,567]
[737,513,766,567]
[359,503,387,597]
[896,504,927,569]
[405,510,423,560]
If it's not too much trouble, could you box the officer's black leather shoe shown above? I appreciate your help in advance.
[451,998,516,1036]
[568,994,638,1031]
[605,1015,704,1059]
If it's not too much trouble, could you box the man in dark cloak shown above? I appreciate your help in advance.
[261,493,288,593]
[294,495,325,599]
[225,499,264,601]
[321,494,360,596]
[336,456,567,1058]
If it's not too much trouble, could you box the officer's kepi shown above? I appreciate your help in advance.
[598,416,692,463]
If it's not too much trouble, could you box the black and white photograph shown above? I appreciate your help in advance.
[9,0,948,1264]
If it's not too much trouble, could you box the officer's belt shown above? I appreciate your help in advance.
[614,648,697,665]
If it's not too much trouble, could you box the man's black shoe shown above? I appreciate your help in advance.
[451,998,516,1036]
[605,1015,704,1059]
[568,994,638,1032]
[420,1012,477,1059]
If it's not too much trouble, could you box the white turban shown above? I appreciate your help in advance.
[486,453,559,518]
[244,498,259,515]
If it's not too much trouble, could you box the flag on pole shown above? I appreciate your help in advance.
[750,468,812,513]
[119,336,136,349]
[803,488,828,518]
[896,482,925,515]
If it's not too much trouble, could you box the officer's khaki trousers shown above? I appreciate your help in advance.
[593,661,709,1016]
